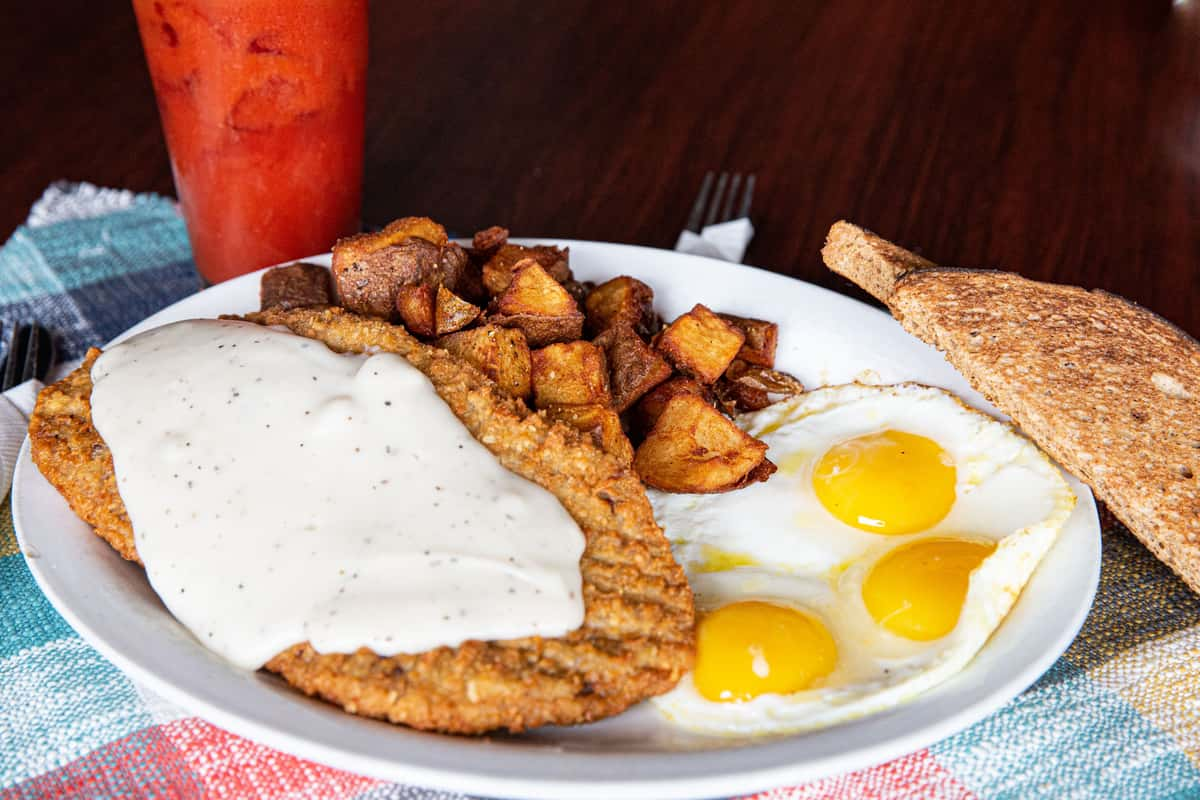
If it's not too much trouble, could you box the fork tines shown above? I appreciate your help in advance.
[686,171,756,233]
[1,322,56,391]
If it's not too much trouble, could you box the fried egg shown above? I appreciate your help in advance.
[650,383,1076,736]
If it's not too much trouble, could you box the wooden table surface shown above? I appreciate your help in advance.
[5,0,1198,333]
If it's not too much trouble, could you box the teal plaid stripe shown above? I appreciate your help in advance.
[0,195,199,359]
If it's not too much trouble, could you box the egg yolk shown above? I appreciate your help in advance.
[694,601,837,702]
[862,538,997,641]
[812,430,956,535]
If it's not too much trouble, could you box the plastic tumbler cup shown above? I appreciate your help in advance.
[132,0,367,284]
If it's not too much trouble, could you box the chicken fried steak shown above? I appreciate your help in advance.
[29,306,695,734]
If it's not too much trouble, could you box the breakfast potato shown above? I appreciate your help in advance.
[656,304,746,384]
[531,341,611,408]
[260,262,333,310]
[634,394,770,493]
[714,360,806,413]
[584,276,656,338]
[435,286,482,335]
[333,215,477,317]
[435,323,532,399]
[718,314,779,368]
[472,225,509,254]
[562,279,595,306]
[632,376,708,436]
[742,457,779,484]
[493,314,583,349]
[395,284,437,337]
[482,244,571,296]
[490,261,585,347]
[543,403,634,466]
[342,216,449,253]
[594,323,672,413]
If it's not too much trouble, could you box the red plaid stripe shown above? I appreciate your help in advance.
[159,718,380,799]
[744,750,977,800]
[3,725,204,799]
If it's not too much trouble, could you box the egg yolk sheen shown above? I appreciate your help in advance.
[813,430,956,535]
[694,601,837,702]
[863,538,996,641]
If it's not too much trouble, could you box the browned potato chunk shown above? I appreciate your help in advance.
[594,323,672,412]
[584,276,656,337]
[562,279,595,306]
[395,284,436,337]
[491,314,583,349]
[332,215,476,317]
[543,403,634,466]
[530,341,611,408]
[260,262,333,310]
[633,395,769,493]
[435,286,482,335]
[494,261,577,316]
[472,225,509,253]
[435,324,532,399]
[718,314,779,368]
[656,304,745,384]
[482,244,571,296]
[714,360,806,413]
[632,376,708,436]
[490,261,584,347]
[347,216,449,251]
[743,458,779,485]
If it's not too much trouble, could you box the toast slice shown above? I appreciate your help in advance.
[823,221,1200,592]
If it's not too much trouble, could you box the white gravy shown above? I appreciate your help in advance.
[89,319,585,669]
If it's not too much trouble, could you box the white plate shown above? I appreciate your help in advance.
[13,241,1100,800]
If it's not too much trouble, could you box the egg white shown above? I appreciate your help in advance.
[650,383,1076,737]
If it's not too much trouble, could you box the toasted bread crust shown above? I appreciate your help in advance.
[823,221,1200,592]
[822,221,936,301]
[29,307,694,733]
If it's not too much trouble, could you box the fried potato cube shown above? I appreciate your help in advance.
[494,261,577,316]
[341,217,449,254]
[543,403,634,466]
[395,284,437,337]
[632,376,708,436]
[490,261,585,347]
[562,279,595,306]
[472,225,509,253]
[594,324,672,412]
[482,244,571,296]
[584,276,656,337]
[435,323,532,399]
[260,262,333,310]
[530,341,611,408]
[435,286,482,335]
[333,215,475,317]
[714,360,806,413]
[633,395,769,493]
[655,304,745,384]
[492,314,583,349]
[718,314,779,368]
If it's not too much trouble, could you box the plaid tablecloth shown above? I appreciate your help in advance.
[3,182,1200,800]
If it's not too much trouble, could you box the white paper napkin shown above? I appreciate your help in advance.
[0,380,42,500]
[673,217,755,263]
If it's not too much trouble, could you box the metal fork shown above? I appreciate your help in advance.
[685,171,757,233]
[0,322,56,391]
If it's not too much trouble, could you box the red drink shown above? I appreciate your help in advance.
[132,0,366,284]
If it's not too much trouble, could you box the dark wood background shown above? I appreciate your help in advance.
[5,1,1198,332]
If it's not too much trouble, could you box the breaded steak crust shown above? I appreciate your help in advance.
[28,307,695,734]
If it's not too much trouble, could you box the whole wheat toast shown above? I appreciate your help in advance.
[822,221,1200,592]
